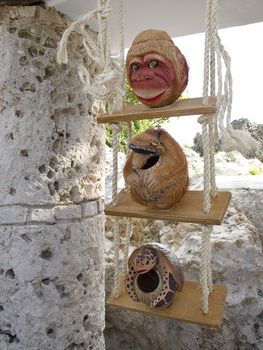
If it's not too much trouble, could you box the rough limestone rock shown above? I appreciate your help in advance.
[105,208,263,350]
[230,189,263,248]
[0,6,105,350]
[0,6,104,205]
[192,119,263,162]
[231,118,263,161]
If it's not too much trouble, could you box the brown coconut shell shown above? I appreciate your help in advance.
[126,29,189,107]
[128,242,184,291]
[123,127,189,209]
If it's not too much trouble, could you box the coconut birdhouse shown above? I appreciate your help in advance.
[123,126,189,209]
[125,243,184,309]
[126,29,189,108]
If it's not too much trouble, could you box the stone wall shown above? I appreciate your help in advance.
[0,5,106,349]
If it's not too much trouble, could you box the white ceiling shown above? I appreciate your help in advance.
[49,0,263,52]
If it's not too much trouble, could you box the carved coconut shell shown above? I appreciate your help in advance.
[128,243,184,291]
[126,243,184,309]
[123,127,189,209]
[126,29,188,108]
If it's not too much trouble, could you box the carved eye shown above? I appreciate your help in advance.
[131,63,139,72]
[148,60,158,69]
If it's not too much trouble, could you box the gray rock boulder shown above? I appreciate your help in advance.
[192,119,263,162]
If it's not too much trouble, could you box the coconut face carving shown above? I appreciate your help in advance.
[123,126,189,209]
[126,29,189,108]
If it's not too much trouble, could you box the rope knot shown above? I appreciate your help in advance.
[110,123,122,133]
[99,0,111,18]
[198,115,209,125]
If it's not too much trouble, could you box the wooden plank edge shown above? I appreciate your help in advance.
[216,191,232,224]
[97,97,217,124]
[97,106,216,123]
[104,207,222,225]
[104,192,232,225]
[106,282,227,328]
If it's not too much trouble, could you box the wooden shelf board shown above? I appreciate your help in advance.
[105,190,231,225]
[107,279,227,328]
[97,97,217,124]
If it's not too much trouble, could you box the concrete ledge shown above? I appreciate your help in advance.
[0,199,103,225]
[0,205,28,224]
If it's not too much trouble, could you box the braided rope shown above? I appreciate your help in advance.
[122,218,132,274]
[202,0,212,104]
[119,0,125,83]
[200,225,212,314]
[110,123,121,204]
[208,117,217,197]
[111,0,126,298]
[123,121,133,272]
[110,123,122,298]
[112,217,120,298]
[205,225,213,293]
[209,0,217,97]
[109,0,125,113]
[57,0,123,110]
[199,115,211,213]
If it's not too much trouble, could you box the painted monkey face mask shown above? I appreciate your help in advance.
[126,29,189,108]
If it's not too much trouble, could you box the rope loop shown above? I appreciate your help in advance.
[198,115,210,125]
[109,123,122,133]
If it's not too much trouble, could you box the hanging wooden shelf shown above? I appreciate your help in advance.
[105,190,231,225]
[97,97,217,124]
[107,278,227,328]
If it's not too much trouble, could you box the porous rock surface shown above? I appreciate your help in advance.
[0,6,105,350]
[0,5,104,205]
[192,118,263,162]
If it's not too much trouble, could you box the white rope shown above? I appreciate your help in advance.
[113,217,120,298]
[116,0,125,110]
[206,227,213,293]
[199,115,211,213]
[202,0,212,104]
[110,123,121,204]
[123,121,133,274]
[209,0,217,97]
[200,225,213,314]
[122,218,132,275]
[203,0,259,157]
[208,117,217,197]
[110,122,122,298]
[56,0,123,113]
[111,0,126,298]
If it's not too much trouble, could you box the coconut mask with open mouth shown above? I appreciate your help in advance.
[126,29,189,108]
[123,126,189,209]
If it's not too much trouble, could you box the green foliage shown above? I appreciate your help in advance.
[248,167,263,175]
[106,82,167,152]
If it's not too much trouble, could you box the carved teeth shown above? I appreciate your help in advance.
[129,144,158,156]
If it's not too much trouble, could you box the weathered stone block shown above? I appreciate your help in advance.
[0,205,28,224]
[54,205,82,220]
[82,200,98,217]
[28,208,55,223]
[98,198,105,212]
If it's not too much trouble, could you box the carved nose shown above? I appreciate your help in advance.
[132,70,154,81]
